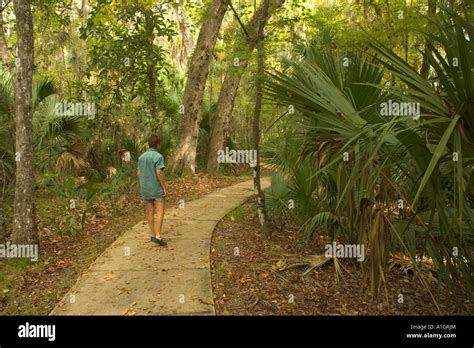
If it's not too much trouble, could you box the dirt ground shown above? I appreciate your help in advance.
[210,201,474,315]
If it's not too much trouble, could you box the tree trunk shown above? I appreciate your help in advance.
[206,68,243,174]
[12,0,37,245]
[420,0,436,79]
[81,0,88,17]
[167,0,227,175]
[252,0,270,239]
[145,10,158,118]
[363,0,368,21]
[70,0,87,94]
[172,0,194,73]
[147,64,158,117]
[0,10,12,67]
[206,0,283,174]
[0,158,9,242]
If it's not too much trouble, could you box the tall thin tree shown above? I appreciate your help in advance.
[167,0,227,175]
[252,0,270,238]
[12,0,37,244]
[0,1,12,68]
[420,0,436,79]
[206,0,284,174]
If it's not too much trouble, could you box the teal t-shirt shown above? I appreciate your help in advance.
[137,148,165,200]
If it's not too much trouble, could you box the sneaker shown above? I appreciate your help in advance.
[151,236,167,246]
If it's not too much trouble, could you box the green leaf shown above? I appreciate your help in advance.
[412,114,460,207]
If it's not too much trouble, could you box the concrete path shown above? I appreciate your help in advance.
[50,178,270,315]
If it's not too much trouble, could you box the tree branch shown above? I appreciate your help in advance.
[226,0,249,38]
[0,1,11,12]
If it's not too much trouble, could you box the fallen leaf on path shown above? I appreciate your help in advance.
[120,308,137,316]
[198,299,213,306]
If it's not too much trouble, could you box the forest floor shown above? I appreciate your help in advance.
[210,201,474,315]
[0,173,247,315]
[3,175,472,316]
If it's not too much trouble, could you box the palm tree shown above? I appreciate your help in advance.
[0,68,88,238]
[265,8,474,300]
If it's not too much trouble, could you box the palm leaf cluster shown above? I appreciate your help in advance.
[0,68,89,187]
[264,8,474,298]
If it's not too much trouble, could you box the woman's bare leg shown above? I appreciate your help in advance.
[154,199,165,239]
[145,200,155,237]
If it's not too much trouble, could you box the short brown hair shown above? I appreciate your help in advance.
[148,135,161,148]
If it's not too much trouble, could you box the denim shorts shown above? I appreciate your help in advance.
[144,197,164,202]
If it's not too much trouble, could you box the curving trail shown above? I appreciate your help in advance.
[50,178,270,315]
